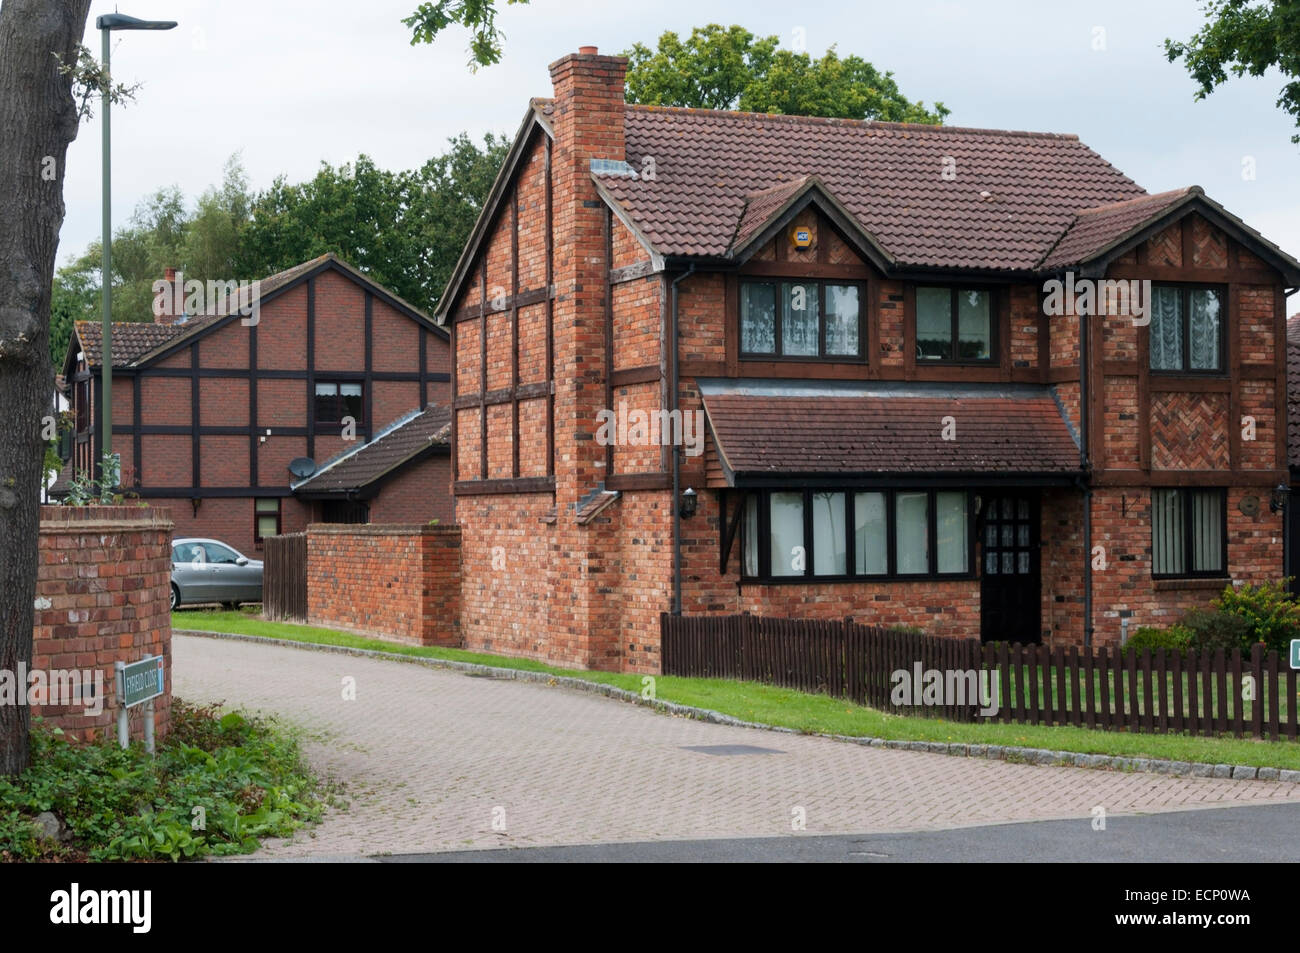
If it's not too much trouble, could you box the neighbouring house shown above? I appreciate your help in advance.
[57,253,452,555]
[434,46,1300,674]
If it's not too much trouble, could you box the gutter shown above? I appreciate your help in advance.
[670,264,696,616]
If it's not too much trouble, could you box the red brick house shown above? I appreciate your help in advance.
[437,47,1300,674]
[59,254,452,554]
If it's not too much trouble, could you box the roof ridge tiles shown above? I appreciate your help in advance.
[623,103,1082,140]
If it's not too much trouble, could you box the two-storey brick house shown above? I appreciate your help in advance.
[60,254,452,555]
[437,47,1300,674]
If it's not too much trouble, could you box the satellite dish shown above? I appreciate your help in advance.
[288,457,317,479]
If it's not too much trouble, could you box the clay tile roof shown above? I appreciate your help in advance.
[594,105,1147,271]
[74,320,196,368]
[701,381,1082,480]
[292,404,451,494]
[1038,188,1196,270]
[732,176,815,250]
[1288,315,1300,470]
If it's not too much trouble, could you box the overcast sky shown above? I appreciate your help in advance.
[63,0,1300,291]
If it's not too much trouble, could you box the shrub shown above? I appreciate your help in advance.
[0,701,321,862]
[1180,607,1254,656]
[1212,579,1300,656]
[1123,625,1191,657]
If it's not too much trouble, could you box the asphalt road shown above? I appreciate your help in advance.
[381,801,1300,862]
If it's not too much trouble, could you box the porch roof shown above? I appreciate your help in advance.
[700,379,1084,487]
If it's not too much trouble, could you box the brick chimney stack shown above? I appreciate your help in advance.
[545,47,630,669]
[547,46,629,503]
[155,267,186,325]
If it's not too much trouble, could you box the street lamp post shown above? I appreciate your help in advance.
[97,13,176,489]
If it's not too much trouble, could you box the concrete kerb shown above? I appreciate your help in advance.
[174,629,1300,785]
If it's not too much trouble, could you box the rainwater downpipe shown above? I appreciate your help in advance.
[1079,300,1094,650]
[670,263,696,616]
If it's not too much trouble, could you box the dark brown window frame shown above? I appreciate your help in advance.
[1150,487,1228,580]
[912,284,999,365]
[738,487,976,583]
[738,278,867,363]
[253,497,281,546]
[1147,282,1227,376]
[313,380,365,427]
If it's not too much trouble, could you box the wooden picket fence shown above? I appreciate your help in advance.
[660,612,1300,741]
[262,532,307,622]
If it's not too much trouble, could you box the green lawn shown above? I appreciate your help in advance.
[172,608,1300,771]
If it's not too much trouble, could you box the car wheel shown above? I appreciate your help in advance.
[170,585,180,612]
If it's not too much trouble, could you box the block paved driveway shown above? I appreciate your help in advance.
[173,634,1300,858]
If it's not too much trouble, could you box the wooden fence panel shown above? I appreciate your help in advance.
[658,614,1293,741]
[262,532,306,623]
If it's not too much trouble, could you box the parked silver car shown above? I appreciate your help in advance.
[170,538,263,611]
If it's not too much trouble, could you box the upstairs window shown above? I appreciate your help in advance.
[915,286,995,362]
[314,381,364,426]
[740,279,862,359]
[1149,285,1223,373]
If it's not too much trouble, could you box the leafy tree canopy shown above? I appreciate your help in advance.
[624,24,948,123]
[1166,0,1300,142]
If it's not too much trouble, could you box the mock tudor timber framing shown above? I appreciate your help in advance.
[73,255,447,500]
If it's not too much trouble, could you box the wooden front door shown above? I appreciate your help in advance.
[979,494,1041,644]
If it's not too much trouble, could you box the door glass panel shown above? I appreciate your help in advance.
[985,524,997,547]
[1018,552,1030,574]
[205,543,240,564]
[1002,525,1014,547]
[1017,499,1029,520]
[1002,553,1014,574]
[1017,524,1030,547]
[986,552,998,574]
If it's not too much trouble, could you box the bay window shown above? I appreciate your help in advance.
[740,488,973,581]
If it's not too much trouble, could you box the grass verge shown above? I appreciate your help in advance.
[174,608,1300,771]
[0,699,323,861]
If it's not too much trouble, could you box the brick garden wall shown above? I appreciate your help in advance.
[33,505,173,744]
[306,523,460,646]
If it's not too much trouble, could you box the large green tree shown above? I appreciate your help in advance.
[54,155,252,344]
[624,24,948,123]
[404,8,948,124]
[1166,0,1300,142]
[235,134,508,312]
[0,0,94,775]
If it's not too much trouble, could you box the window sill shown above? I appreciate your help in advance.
[1153,577,1228,591]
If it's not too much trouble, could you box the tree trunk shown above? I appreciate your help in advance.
[0,0,92,775]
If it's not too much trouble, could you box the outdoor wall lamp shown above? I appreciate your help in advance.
[1270,484,1288,514]
[680,487,697,519]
